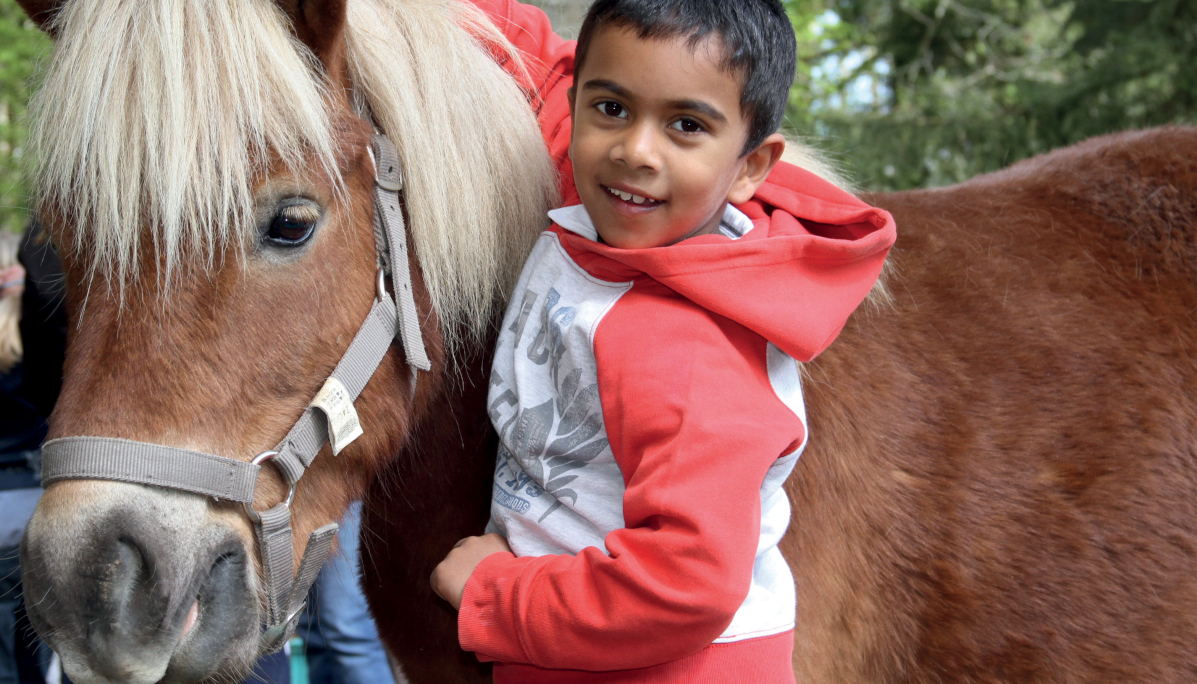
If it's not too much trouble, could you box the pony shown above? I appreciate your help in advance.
[16,0,554,680]
[12,0,1197,682]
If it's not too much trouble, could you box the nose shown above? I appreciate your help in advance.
[20,484,259,684]
[611,121,662,172]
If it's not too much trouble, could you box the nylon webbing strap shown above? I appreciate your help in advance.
[272,297,400,484]
[332,297,400,395]
[257,522,340,655]
[41,437,259,503]
[255,505,294,629]
[372,134,431,372]
[287,523,339,611]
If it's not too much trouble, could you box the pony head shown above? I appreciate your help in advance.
[16,0,556,681]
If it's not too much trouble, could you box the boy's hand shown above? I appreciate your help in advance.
[431,533,512,610]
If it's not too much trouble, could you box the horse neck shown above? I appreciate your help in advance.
[356,319,501,674]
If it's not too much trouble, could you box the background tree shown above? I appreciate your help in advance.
[0,0,50,234]
[786,0,1197,190]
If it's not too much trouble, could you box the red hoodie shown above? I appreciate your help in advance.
[460,2,897,681]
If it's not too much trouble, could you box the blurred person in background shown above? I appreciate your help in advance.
[1,226,58,684]
[297,502,399,684]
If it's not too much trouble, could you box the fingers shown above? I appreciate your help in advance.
[430,569,449,602]
[430,533,515,612]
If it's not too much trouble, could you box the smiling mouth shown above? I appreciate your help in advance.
[604,185,663,206]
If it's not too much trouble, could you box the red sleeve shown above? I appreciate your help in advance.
[457,280,806,670]
[463,0,576,197]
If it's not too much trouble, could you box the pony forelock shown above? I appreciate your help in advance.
[32,0,339,288]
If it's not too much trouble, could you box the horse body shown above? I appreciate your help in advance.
[787,128,1197,682]
[10,0,1197,681]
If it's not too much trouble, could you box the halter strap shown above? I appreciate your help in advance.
[373,135,431,373]
[38,133,425,656]
[41,436,260,501]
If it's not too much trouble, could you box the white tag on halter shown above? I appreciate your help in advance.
[309,378,364,456]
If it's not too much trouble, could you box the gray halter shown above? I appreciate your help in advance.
[39,134,429,655]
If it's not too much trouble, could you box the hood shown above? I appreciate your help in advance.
[548,161,897,362]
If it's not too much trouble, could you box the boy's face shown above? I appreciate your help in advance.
[569,25,780,249]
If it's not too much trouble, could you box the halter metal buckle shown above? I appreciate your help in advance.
[244,451,297,524]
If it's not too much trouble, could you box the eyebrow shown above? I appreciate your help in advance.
[666,99,727,124]
[581,79,728,124]
[581,78,633,99]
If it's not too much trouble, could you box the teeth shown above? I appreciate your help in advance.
[608,187,653,204]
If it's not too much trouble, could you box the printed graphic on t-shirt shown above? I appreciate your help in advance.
[486,234,632,556]
[490,288,610,523]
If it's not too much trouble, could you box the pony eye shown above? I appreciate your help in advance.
[266,204,319,246]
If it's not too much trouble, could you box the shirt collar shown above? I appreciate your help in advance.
[547,203,756,243]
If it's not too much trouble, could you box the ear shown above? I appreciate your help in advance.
[727,133,786,205]
[15,0,63,35]
[277,0,349,83]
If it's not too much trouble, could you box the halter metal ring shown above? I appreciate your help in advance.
[244,451,296,524]
[376,268,387,302]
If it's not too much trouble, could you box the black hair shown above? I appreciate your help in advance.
[574,0,797,156]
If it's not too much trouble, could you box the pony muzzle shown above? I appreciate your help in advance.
[20,480,260,684]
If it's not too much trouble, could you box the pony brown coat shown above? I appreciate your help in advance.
[785,127,1197,682]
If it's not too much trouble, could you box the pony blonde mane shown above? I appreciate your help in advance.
[345,0,558,347]
[32,0,339,285]
[782,136,853,193]
[30,0,557,350]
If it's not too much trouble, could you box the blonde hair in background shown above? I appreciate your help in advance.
[0,232,23,372]
[29,0,557,353]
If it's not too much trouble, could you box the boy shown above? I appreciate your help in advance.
[431,1,897,681]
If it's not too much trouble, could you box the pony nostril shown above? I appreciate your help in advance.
[109,538,151,614]
[159,545,257,683]
[22,491,259,684]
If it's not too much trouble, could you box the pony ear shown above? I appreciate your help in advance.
[15,0,62,35]
[278,0,348,76]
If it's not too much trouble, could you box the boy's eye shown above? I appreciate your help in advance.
[597,101,627,119]
[669,118,705,134]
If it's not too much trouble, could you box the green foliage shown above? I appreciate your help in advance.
[785,0,1197,191]
[1047,0,1197,143]
[0,0,50,233]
